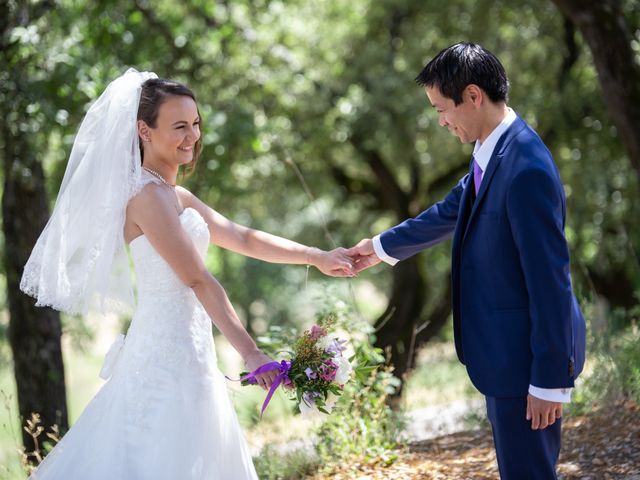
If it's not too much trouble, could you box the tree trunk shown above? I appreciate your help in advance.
[551,0,640,179]
[342,140,446,399]
[1,0,68,458]
[374,257,425,391]
[2,119,69,457]
[373,257,452,403]
[340,130,456,401]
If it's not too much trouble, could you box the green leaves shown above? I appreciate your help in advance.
[353,364,378,383]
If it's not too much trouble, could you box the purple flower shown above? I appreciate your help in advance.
[325,338,347,356]
[302,391,321,406]
[305,367,317,380]
[318,359,338,381]
[310,324,327,340]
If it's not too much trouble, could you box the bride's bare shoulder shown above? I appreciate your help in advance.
[127,182,172,219]
[174,186,217,218]
[175,185,197,207]
[130,180,163,204]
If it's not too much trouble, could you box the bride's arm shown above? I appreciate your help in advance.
[128,185,277,389]
[177,187,356,277]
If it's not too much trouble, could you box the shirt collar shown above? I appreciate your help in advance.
[472,107,517,172]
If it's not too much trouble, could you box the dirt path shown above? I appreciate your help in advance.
[315,401,640,479]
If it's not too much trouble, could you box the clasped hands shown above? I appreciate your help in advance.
[311,241,565,431]
[313,238,381,278]
[245,238,379,391]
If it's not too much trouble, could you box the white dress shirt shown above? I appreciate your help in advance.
[373,108,572,403]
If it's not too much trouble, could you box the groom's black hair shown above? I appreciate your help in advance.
[415,42,509,105]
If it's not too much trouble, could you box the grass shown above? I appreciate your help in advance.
[0,337,107,480]
[0,322,483,480]
[568,320,640,415]
[0,331,315,479]
[403,340,482,410]
[0,381,22,480]
[214,334,317,456]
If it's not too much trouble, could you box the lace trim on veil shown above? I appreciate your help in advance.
[19,69,158,316]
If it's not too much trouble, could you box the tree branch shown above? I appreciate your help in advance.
[551,0,640,180]
[134,0,187,75]
[329,164,382,200]
[558,15,579,90]
[349,132,409,217]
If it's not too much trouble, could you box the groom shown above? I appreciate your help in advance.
[349,43,586,479]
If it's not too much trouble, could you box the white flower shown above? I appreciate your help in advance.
[334,356,353,385]
[318,335,334,351]
[300,392,340,417]
[299,398,320,417]
[324,392,339,413]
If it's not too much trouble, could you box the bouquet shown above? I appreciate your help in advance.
[238,318,353,417]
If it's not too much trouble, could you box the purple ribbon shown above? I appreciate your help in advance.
[230,360,292,417]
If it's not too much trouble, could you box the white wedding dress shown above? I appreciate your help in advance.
[29,206,259,479]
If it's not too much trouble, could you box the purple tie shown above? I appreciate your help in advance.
[473,157,483,195]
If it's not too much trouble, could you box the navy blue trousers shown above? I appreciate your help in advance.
[486,396,561,480]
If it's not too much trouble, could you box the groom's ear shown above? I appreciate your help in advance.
[465,84,484,107]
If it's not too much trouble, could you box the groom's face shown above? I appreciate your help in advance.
[425,86,481,144]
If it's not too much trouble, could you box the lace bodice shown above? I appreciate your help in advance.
[117,206,215,381]
[28,203,259,479]
[24,74,258,478]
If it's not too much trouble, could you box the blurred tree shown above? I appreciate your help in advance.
[551,0,640,180]
[242,0,640,394]
[0,0,69,457]
[548,0,640,317]
[2,0,639,432]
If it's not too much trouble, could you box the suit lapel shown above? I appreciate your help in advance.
[458,151,501,246]
[462,116,527,240]
[452,162,475,257]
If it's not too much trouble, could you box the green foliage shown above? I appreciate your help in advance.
[314,360,405,469]
[252,445,319,480]
[252,300,405,478]
[403,336,481,409]
[3,0,639,334]
[570,304,640,414]
[2,0,640,474]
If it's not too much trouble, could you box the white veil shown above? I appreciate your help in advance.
[20,68,158,315]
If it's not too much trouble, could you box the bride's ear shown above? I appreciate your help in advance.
[137,120,151,143]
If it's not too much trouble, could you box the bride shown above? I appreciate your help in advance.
[20,69,355,479]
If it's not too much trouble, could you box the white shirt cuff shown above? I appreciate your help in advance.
[372,235,399,266]
[528,385,572,403]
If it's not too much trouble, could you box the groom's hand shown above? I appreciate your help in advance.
[347,238,382,273]
[526,394,563,430]
[311,247,357,277]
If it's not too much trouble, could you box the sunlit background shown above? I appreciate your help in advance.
[1,0,639,478]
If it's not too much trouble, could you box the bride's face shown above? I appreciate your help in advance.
[144,95,200,166]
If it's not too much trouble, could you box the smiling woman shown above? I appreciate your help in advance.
[136,78,203,175]
[21,68,357,480]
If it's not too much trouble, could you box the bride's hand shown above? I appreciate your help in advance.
[309,247,356,277]
[244,350,278,391]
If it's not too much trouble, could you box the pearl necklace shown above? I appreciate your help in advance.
[143,167,175,188]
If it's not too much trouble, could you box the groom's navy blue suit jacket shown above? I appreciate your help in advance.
[379,116,586,397]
